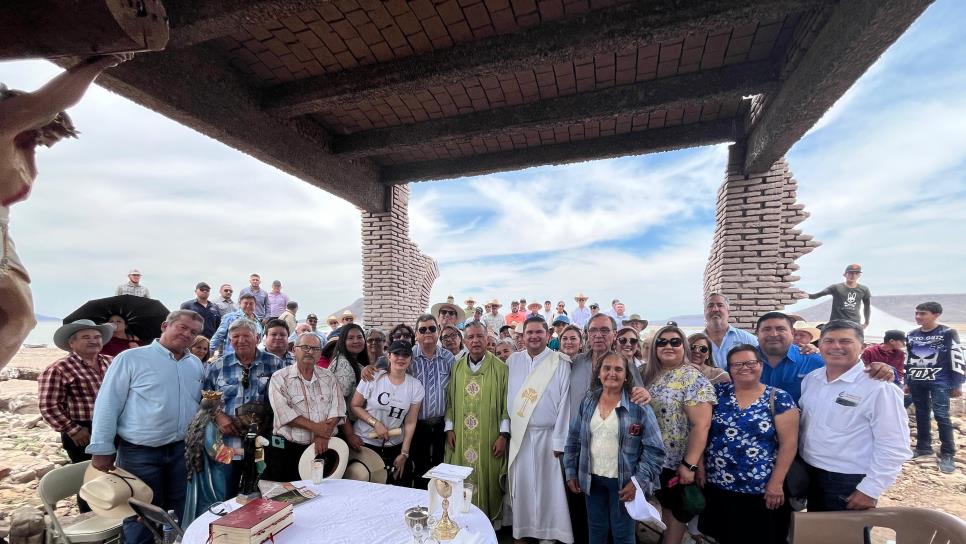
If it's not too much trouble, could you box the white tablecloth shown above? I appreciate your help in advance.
[182,479,497,544]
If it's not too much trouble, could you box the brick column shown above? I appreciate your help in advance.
[703,144,820,330]
[361,184,439,331]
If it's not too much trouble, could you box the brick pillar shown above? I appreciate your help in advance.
[703,144,820,330]
[361,184,439,330]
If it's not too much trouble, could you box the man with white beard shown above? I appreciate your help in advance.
[506,317,572,544]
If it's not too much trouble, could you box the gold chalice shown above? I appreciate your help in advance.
[432,480,460,540]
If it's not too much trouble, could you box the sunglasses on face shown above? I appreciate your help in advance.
[439,309,457,316]
[366,338,384,344]
[223,289,233,294]
[417,326,438,334]
[617,337,639,346]
[690,345,709,354]
[441,333,459,341]
[241,367,250,388]
[655,337,684,348]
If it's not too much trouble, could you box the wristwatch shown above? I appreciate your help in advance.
[681,461,698,472]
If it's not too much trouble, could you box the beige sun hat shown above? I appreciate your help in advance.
[79,465,154,519]
[793,321,822,342]
[431,301,465,322]
[486,299,501,308]
[574,293,589,301]
[344,446,388,485]
[54,319,115,352]
[297,436,349,481]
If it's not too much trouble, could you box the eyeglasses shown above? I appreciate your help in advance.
[295,345,322,353]
[655,337,684,348]
[438,309,457,316]
[393,333,413,340]
[241,366,250,388]
[729,360,761,369]
[366,338,384,344]
[617,337,639,346]
[690,345,709,354]
[417,326,438,334]
[441,333,458,341]
[587,327,612,336]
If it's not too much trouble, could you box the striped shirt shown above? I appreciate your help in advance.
[38,353,112,434]
[409,344,455,420]
[115,282,150,297]
[268,365,345,445]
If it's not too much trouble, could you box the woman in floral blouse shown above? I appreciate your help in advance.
[642,325,716,544]
[697,343,799,544]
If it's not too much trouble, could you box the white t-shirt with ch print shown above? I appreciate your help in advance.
[353,371,425,447]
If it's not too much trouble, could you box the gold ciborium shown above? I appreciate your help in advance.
[432,480,460,540]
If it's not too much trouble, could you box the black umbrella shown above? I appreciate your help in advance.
[63,295,170,342]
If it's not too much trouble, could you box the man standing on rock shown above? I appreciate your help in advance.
[180,282,221,338]
[87,310,205,544]
[38,319,114,512]
[239,273,269,322]
[115,268,150,298]
[806,264,871,329]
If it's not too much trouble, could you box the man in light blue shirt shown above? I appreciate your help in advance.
[703,292,759,369]
[87,310,204,544]
[210,294,264,356]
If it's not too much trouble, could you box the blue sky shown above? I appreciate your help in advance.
[2,0,964,322]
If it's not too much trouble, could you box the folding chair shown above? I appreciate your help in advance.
[37,461,122,544]
[793,507,966,544]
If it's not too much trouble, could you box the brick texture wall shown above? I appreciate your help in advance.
[361,184,439,330]
[704,144,820,329]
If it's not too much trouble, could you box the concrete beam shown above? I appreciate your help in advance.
[263,0,824,118]
[165,0,323,48]
[69,47,387,212]
[382,119,736,183]
[743,0,932,173]
[334,62,777,159]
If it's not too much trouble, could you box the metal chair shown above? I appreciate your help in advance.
[37,461,122,544]
[128,498,185,543]
[793,507,966,544]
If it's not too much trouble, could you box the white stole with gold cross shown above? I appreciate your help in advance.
[507,351,561,476]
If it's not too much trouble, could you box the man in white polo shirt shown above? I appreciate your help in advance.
[798,319,911,511]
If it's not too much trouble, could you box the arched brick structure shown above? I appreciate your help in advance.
[704,144,820,330]
[361,184,439,330]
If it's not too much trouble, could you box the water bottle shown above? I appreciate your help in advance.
[162,509,178,544]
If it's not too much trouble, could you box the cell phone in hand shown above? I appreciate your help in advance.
[667,476,680,488]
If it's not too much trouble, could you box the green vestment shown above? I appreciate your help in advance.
[444,351,509,521]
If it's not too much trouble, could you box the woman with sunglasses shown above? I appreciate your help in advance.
[616,327,644,372]
[366,327,387,368]
[642,325,716,544]
[697,344,799,543]
[687,332,730,385]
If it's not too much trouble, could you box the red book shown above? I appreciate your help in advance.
[210,499,293,544]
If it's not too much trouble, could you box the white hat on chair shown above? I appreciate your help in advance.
[80,466,154,519]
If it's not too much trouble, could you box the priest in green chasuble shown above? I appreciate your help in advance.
[444,321,510,521]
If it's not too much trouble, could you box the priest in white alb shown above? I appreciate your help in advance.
[506,316,573,544]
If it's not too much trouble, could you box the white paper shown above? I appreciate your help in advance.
[422,463,473,481]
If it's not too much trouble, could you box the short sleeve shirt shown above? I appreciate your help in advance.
[353,371,425,447]
[648,365,716,469]
[706,384,796,494]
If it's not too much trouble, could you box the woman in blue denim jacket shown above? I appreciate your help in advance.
[565,351,666,544]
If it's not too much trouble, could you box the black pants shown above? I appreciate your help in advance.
[411,420,445,489]
[564,466,589,544]
[261,438,310,483]
[698,483,791,544]
[61,421,92,512]
[367,442,414,487]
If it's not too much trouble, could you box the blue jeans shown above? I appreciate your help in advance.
[117,440,187,544]
[585,475,635,544]
[909,382,956,456]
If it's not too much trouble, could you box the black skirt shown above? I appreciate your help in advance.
[697,482,791,544]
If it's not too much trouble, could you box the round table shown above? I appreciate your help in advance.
[182,479,498,544]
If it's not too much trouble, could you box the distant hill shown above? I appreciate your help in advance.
[35,314,60,322]
[798,293,966,323]
[327,298,365,324]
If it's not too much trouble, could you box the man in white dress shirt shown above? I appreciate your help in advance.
[506,317,572,544]
[798,319,911,511]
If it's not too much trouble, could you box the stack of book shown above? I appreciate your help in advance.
[209,498,293,544]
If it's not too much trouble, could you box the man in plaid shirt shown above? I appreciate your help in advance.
[38,319,115,512]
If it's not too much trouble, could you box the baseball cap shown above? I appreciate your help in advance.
[590,303,600,309]
[552,315,571,325]
[128,268,142,275]
[387,340,413,356]
[884,330,907,343]
[195,282,210,290]
[844,264,862,273]
[306,314,318,320]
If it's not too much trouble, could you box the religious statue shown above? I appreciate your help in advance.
[0,54,131,370]
[183,391,233,523]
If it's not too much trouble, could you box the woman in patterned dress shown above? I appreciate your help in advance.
[697,343,799,543]
[641,325,716,544]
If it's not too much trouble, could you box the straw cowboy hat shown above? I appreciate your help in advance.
[486,299,502,308]
[344,446,388,484]
[526,302,542,312]
[464,297,476,305]
[79,465,153,519]
[623,314,649,328]
[574,293,589,301]
[793,321,822,342]
[298,436,349,481]
[430,301,465,322]
[54,319,114,351]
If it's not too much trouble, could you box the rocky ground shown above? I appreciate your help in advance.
[1,347,964,542]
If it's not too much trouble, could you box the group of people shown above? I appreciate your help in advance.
[35,264,963,544]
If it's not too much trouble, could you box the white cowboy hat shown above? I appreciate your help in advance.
[793,321,822,342]
[344,446,388,485]
[79,465,154,519]
[54,319,114,352]
[574,293,589,301]
[430,302,465,322]
[486,299,501,308]
[298,436,349,481]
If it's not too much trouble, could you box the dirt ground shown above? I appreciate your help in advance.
[2,347,964,541]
